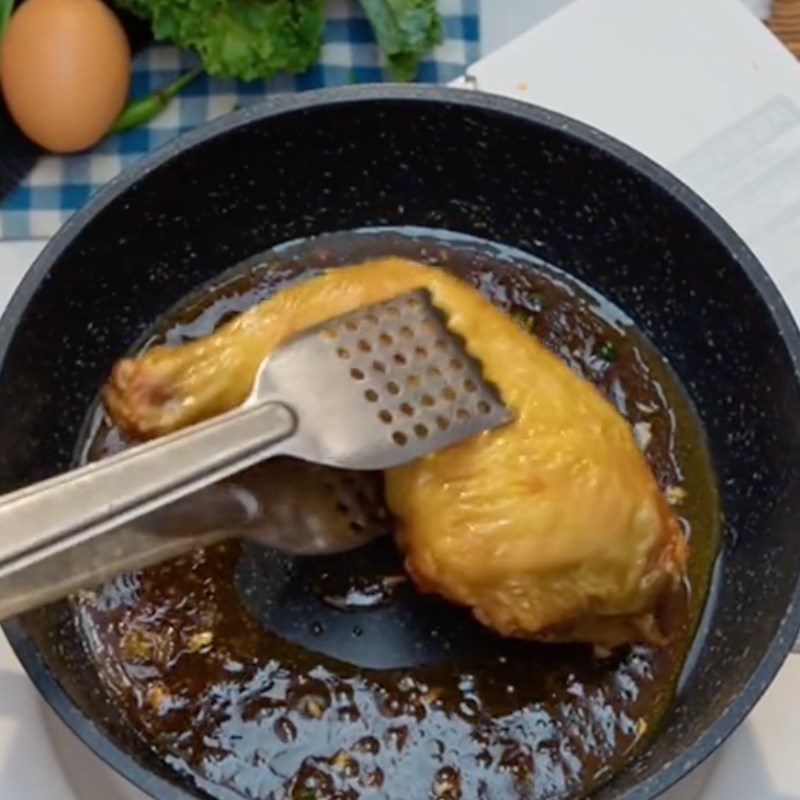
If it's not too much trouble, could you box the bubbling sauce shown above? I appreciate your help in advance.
[75,229,719,800]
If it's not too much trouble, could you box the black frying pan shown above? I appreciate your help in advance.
[1,86,800,800]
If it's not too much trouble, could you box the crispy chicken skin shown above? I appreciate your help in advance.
[104,258,687,647]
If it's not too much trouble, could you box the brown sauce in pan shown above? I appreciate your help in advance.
[75,229,720,800]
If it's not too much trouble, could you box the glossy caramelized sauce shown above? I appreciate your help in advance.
[75,230,720,800]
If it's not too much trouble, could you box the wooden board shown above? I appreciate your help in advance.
[770,0,800,57]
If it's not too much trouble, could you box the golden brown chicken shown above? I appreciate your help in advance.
[104,258,687,648]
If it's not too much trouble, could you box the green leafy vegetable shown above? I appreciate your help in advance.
[358,0,442,80]
[113,0,326,80]
[111,0,442,82]
[111,68,202,133]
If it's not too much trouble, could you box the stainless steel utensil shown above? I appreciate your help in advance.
[0,288,511,619]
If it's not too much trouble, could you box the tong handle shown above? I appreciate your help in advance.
[0,401,296,620]
[0,488,245,620]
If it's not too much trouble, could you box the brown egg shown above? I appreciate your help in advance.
[0,0,131,153]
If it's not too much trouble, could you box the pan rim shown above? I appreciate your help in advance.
[3,83,800,800]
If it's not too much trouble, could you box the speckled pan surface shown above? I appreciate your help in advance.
[0,85,799,800]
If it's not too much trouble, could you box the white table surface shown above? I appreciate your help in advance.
[1,1,799,799]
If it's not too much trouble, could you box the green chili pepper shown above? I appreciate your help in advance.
[510,309,536,332]
[110,67,203,135]
[597,340,618,362]
[526,291,545,312]
[0,0,14,39]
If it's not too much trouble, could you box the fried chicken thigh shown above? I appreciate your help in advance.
[104,258,687,647]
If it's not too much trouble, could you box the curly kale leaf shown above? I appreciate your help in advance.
[113,0,326,81]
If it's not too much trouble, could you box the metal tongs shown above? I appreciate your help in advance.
[0,289,512,619]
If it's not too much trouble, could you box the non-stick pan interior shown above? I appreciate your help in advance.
[2,87,800,800]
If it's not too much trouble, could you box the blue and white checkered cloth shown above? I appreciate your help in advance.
[0,0,479,239]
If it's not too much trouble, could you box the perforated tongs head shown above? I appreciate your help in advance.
[255,288,513,470]
[0,288,512,620]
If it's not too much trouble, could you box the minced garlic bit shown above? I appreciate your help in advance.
[187,630,214,652]
[665,485,688,506]
[398,675,415,692]
[304,697,325,718]
[422,687,443,705]
[147,681,168,712]
[120,627,154,662]
[633,421,653,452]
